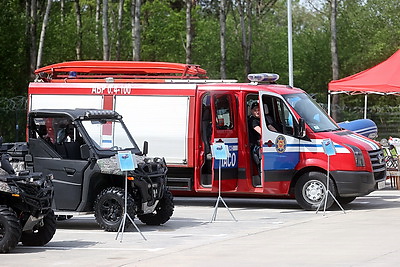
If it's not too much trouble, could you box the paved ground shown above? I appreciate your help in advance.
[2,185,400,267]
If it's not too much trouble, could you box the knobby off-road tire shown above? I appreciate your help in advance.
[20,210,56,246]
[94,187,136,232]
[138,190,174,226]
[295,172,336,211]
[0,206,22,253]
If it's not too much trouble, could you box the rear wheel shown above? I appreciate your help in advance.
[0,206,22,253]
[138,190,174,225]
[94,187,136,232]
[21,210,56,246]
[295,172,336,211]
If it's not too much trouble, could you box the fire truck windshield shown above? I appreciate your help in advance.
[284,93,340,133]
[81,119,138,151]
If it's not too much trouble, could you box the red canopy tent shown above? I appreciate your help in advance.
[328,49,400,118]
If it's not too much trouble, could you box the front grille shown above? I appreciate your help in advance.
[132,157,168,179]
[368,149,386,181]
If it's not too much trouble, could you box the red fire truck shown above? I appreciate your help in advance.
[28,61,386,210]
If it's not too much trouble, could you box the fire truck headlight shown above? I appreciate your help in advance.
[346,144,365,167]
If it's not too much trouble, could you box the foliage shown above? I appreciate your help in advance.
[141,0,186,62]
[1,0,400,140]
[0,1,29,97]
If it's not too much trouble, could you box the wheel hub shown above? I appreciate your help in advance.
[101,199,122,222]
[304,180,325,203]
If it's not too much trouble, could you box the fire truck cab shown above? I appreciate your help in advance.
[29,61,386,210]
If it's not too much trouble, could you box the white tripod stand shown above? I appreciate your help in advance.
[115,151,147,242]
[316,139,346,215]
[210,142,237,222]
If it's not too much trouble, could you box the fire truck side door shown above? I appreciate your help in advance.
[210,93,239,191]
[259,92,300,190]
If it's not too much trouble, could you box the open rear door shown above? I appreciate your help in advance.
[210,92,239,191]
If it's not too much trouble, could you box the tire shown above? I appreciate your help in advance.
[20,210,56,246]
[336,196,356,206]
[295,172,336,211]
[138,190,174,226]
[94,187,136,232]
[0,206,21,253]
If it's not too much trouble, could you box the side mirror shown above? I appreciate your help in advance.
[80,144,90,160]
[142,141,148,156]
[296,118,306,138]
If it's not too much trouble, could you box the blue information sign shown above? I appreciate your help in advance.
[321,139,336,156]
[117,151,137,171]
[211,143,229,160]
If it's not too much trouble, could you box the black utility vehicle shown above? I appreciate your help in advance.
[0,137,55,253]
[7,109,174,232]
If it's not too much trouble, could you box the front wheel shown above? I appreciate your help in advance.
[138,190,174,225]
[94,187,136,232]
[0,206,21,253]
[295,172,336,211]
[20,210,57,246]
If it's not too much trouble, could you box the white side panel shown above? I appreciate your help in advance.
[30,95,103,110]
[115,95,189,165]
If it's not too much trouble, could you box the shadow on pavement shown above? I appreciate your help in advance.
[12,240,98,254]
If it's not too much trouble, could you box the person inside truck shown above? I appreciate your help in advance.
[56,123,75,144]
[248,102,262,168]
[247,102,261,169]
[37,125,53,144]
[248,102,278,171]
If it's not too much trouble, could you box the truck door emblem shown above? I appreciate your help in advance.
[275,135,287,153]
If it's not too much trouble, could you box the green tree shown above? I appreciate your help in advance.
[141,0,186,62]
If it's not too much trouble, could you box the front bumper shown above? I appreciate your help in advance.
[331,170,384,197]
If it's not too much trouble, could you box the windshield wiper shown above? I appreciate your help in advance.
[323,128,340,132]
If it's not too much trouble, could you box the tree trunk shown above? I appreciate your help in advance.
[36,0,52,69]
[131,0,141,61]
[237,0,252,78]
[330,0,340,120]
[74,0,83,60]
[61,0,65,24]
[25,0,32,80]
[29,0,37,78]
[116,0,125,60]
[185,0,193,64]
[102,0,110,60]
[219,0,227,79]
[95,0,101,56]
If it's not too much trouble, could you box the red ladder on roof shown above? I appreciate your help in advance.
[34,61,207,82]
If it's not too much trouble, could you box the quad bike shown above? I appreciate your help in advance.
[0,137,55,253]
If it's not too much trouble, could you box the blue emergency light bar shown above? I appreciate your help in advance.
[247,73,279,83]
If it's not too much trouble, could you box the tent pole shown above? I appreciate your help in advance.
[328,92,331,116]
[364,94,368,119]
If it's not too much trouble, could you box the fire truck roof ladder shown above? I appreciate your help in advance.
[34,61,209,83]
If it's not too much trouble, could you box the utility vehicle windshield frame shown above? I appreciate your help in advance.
[81,118,140,152]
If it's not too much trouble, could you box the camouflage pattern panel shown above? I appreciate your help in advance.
[97,156,124,176]
[0,181,19,194]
